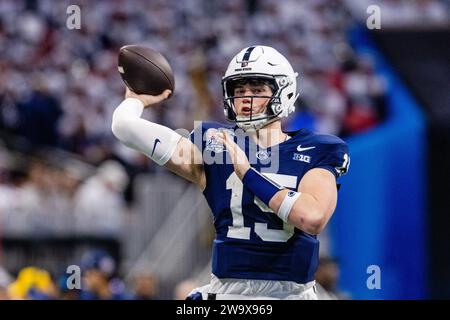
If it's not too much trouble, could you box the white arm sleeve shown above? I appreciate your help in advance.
[111,98,182,166]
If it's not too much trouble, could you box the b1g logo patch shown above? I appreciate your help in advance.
[293,153,311,163]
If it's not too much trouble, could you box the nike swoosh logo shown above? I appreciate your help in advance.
[151,138,161,157]
[297,145,316,152]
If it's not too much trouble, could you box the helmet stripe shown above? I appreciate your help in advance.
[242,46,256,62]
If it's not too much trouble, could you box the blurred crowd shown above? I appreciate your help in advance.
[0,249,347,300]
[347,0,448,27]
[0,0,391,165]
[0,249,162,300]
[0,152,130,236]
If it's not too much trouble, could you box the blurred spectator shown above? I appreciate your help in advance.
[57,272,81,300]
[131,272,160,300]
[16,75,63,147]
[0,157,81,235]
[79,249,129,300]
[73,160,129,235]
[315,256,349,300]
[7,266,58,300]
[173,279,200,300]
[0,266,13,300]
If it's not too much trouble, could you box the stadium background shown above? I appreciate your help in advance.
[0,0,448,299]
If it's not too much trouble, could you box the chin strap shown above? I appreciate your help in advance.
[236,113,280,131]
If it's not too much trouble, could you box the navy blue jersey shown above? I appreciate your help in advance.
[190,121,349,284]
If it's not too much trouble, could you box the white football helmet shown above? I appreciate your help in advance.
[222,45,299,131]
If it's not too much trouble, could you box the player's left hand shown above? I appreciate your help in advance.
[216,131,250,180]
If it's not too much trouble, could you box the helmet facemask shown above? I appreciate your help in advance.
[222,75,288,131]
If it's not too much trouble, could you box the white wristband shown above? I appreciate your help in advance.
[111,98,182,166]
[277,191,301,223]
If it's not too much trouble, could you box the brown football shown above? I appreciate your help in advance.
[118,45,174,97]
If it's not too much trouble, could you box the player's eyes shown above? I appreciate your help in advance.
[234,87,267,95]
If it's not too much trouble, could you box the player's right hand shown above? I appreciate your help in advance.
[125,87,172,108]
[216,130,250,180]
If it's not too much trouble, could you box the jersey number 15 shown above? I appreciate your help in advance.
[226,172,296,243]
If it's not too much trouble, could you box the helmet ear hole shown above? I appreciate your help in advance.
[279,77,288,87]
[287,93,293,99]
[274,104,282,113]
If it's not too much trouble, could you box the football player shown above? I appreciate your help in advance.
[112,45,350,300]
